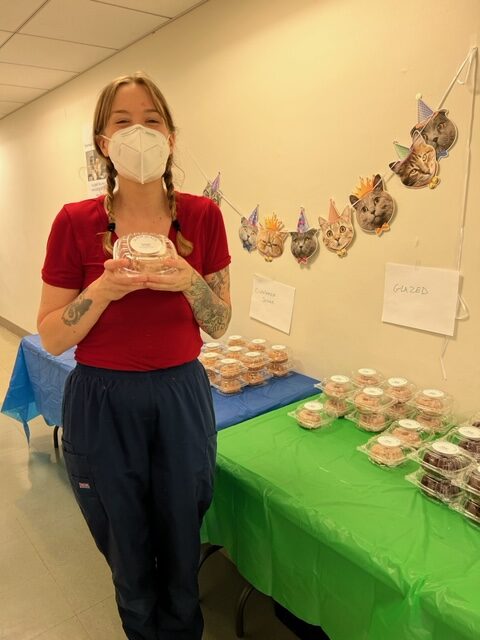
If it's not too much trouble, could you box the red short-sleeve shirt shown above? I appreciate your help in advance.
[41,192,231,370]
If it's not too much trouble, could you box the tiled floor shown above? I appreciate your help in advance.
[0,325,297,640]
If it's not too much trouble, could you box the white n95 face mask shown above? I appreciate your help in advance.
[104,125,171,184]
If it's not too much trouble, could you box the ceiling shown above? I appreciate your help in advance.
[0,0,207,120]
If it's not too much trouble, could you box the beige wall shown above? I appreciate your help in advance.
[0,0,479,411]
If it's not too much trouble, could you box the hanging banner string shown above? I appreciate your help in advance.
[439,46,477,379]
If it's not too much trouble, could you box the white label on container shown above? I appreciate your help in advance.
[304,401,324,411]
[423,389,444,398]
[431,441,459,456]
[458,426,480,440]
[130,234,163,254]
[398,419,421,430]
[358,368,376,376]
[364,387,383,397]
[377,436,401,447]
[331,375,350,383]
[388,377,408,387]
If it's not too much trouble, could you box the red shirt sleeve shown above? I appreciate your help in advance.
[41,207,84,289]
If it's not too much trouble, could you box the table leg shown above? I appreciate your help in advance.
[53,425,60,449]
[235,583,256,638]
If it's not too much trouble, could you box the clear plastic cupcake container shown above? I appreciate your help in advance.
[414,441,474,479]
[225,345,247,360]
[214,358,247,379]
[386,402,418,421]
[415,412,454,435]
[346,410,390,433]
[246,338,269,352]
[358,435,410,468]
[315,374,354,399]
[322,395,350,417]
[351,368,385,387]
[386,419,431,449]
[384,377,417,402]
[199,351,223,385]
[445,426,480,461]
[201,341,225,355]
[351,387,394,413]
[226,334,248,347]
[212,376,247,395]
[409,388,453,416]
[113,233,177,275]
[288,400,334,430]
[242,368,272,387]
[242,351,269,371]
[455,464,480,500]
[405,468,462,503]
[452,495,480,525]
[267,345,293,377]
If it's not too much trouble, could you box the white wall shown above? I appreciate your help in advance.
[0,0,479,411]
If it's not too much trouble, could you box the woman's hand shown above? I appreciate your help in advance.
[143,256,195,292]
[96,258,149,301]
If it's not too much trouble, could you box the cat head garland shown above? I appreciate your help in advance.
[350,175,395,235]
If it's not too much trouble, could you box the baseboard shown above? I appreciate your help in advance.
[0,316,30,338]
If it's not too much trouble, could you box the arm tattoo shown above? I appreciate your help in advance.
[184,268,231,338]
[62,289,93,326]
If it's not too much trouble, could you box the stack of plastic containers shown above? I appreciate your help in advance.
[346,382,394,433]
[314,374,354,417]
[405,440,474,504]
[266,344,293,378]
[383,377,417,420]
[407,388,454,434]
[241,350,272,386]
[211,358,247,395]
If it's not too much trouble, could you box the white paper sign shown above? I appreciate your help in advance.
[249,274,295,334]
[83,124,107,197]
[382,263,460,336]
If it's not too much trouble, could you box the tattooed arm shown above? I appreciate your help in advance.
[183,266,232,339]
[37,259,148,355]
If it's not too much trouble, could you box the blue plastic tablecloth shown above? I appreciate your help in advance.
[1,334,319,439]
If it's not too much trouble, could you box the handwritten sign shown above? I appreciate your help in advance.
[382,263,460,336]
[250,274,295,334]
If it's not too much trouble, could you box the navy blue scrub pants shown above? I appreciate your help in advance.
[61,360,216,640]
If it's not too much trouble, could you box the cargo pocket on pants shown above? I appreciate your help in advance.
[62,439,109,556]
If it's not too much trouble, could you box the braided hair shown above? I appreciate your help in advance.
[93,72,193,256]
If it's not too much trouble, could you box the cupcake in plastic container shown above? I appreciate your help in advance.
[458,464,480,500]
[351,368,384,388]
[225,345,247,360]
[288,400,333,430]
[346,410,389,433]
[198,351,222,385]
[454,495,480,525]
[409,388,453,416]
[243,368,272,387]
[201,341,225,355]
[212,358,247,395]
[267,345,292,377]
[406,468,462,503]
[386,402,418,421]
[387,419,431,449]
[416,441,474,479]
[358,435,409,468]
[113,233,177,275]
[384,377,417,402]
[415,412,453,435]
[246,338,269,352]
[323,396,350,418]
[315,374,354,399]
[351,387,393,413]
[446,426,480,460]
[226,334,247,347]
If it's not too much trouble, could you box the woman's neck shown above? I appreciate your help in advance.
[114,178,171,221]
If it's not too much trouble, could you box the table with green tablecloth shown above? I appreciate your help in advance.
[201,397,480,640]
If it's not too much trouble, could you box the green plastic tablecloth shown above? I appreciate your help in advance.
[201,397,480,640]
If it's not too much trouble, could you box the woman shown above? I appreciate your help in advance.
[37,72,231,640]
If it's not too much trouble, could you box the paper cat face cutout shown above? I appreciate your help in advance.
[203,172,222,205]
[410,99,457,160]
[349,175,395,235]
[257,213,289,262]
[290,208,318,265]
[318,201,354,258]
[238,206,259,252]
[389,135,439,189]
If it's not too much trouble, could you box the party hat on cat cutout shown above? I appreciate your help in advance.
[417,97,434,123]
[202,172,222,205]
[248,205,259,226]
[393,141,411,160]
[297,207,309,232]
[328,199,340,222]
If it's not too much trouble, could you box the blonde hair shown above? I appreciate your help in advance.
[93,72,193,257]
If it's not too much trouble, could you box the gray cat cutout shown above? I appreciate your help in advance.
[410,98,457,160]
[290,208,319,265]
[349,175,395,236]
[239,205,259,252]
